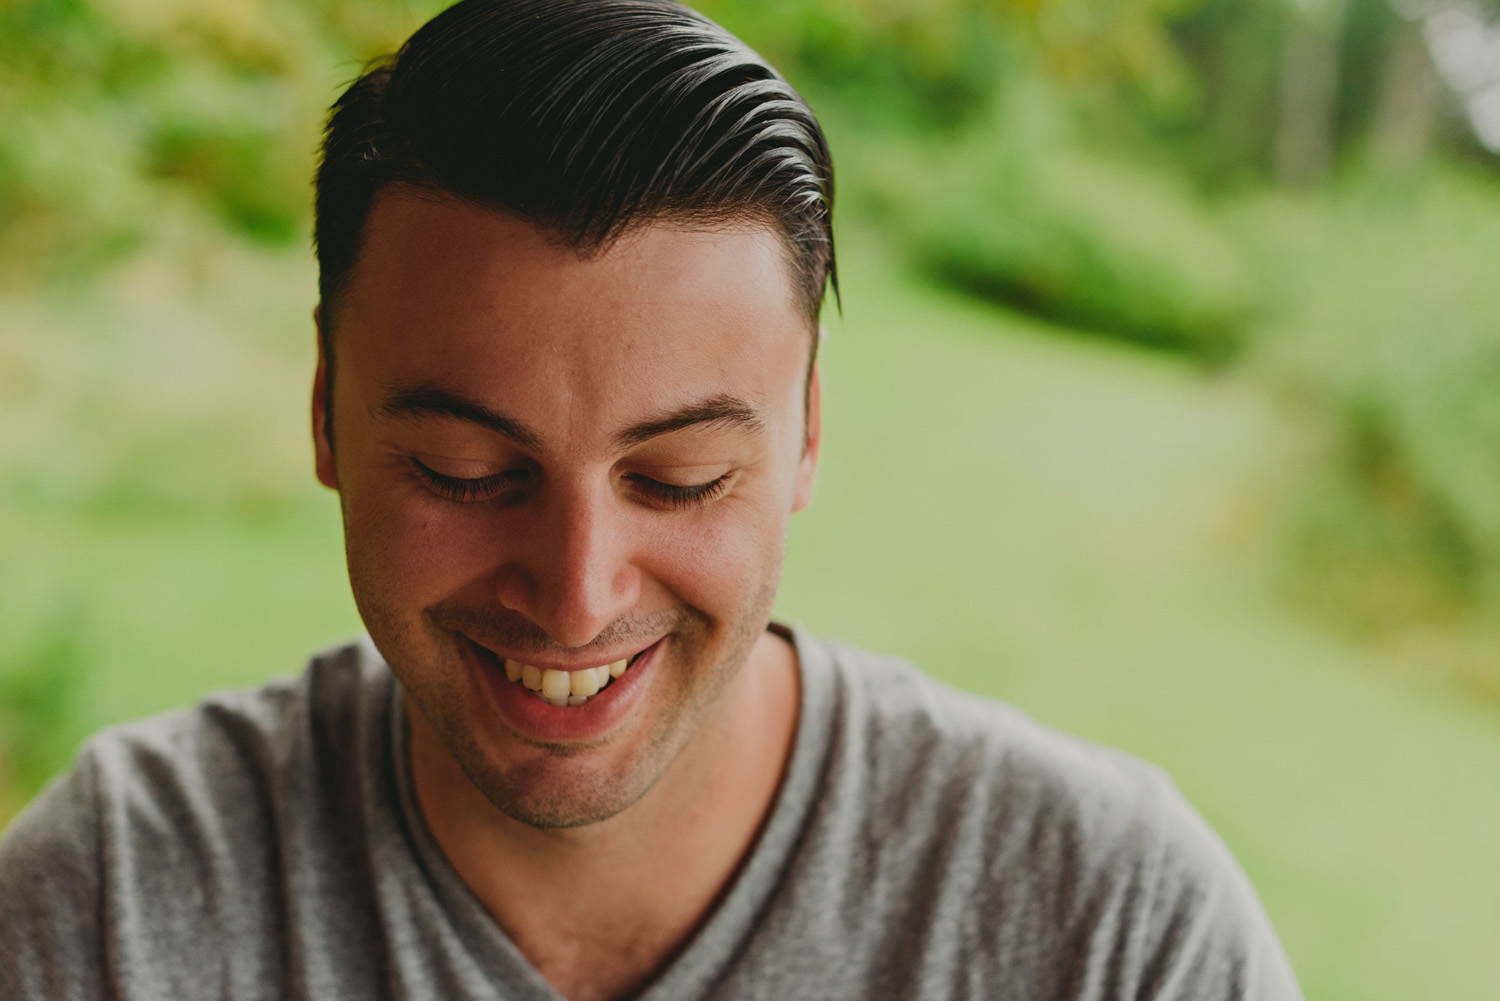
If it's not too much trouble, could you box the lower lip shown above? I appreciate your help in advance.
[462,635,662,744]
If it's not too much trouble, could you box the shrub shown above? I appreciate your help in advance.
[865,80,1256,358]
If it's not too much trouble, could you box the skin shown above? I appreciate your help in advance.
[312,189,820,1001]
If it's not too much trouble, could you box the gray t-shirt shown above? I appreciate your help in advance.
[0,627,1302,1000]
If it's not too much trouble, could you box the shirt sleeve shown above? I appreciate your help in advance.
[1132,782,1304,1001]
[0,750,109,1001]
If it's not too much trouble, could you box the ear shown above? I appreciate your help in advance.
[312,305,339,491]
[792,360,821,512]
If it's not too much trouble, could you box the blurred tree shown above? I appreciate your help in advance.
[1276,0,1349,184]
[1368,14,1436,172]
[1008,0,1207,118]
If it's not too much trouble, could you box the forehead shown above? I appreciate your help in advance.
[340,188,805,331]
[332,190,810,444]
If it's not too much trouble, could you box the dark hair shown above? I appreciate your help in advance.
[314,0,836,337]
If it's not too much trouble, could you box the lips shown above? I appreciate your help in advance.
[458,632,663,743]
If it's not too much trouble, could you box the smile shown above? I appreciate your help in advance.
[502,652,645,707]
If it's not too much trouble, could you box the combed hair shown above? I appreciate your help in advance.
[314,0,836,331]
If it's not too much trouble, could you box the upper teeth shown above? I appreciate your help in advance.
[504,658,630,707]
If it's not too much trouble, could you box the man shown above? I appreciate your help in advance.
[0,1,1303,998]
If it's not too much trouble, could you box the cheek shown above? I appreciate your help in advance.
[342,486,500,614]
[633,439,804,620]
[637,499,790,620]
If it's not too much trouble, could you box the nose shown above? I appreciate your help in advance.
[494,480,642,650]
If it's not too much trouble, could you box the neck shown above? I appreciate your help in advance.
[407,628,800,1001]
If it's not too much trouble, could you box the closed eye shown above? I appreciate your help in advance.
[408,458,531,502]
[625,472,732,509]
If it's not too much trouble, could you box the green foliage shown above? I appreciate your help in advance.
[0,0,445,284]
[1165,0,1289,183]
[0,598,89,799]
[139,60,307,242]
[699,0,1018,132]
[857,80,1254,356]
[1239,164,1500,626]
[706,0,1255,357]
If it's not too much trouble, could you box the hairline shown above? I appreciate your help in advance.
[320,181,821,342]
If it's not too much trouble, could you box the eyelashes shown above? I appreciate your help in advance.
[623,472,732,508]
[408,459,731,510]
[408,460,532,503]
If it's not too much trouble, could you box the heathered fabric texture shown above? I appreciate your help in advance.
[0,628,1302,1000]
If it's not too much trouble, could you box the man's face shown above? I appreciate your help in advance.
[314,191,819,828]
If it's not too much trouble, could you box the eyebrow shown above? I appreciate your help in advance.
[378,385,545,451]
[377,384,765,452]
[612,394,766,449]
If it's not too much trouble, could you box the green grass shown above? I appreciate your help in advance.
[2,227,1497,999]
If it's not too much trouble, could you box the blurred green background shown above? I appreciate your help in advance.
[3,0,1500,994]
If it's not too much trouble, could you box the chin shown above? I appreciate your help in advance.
[469,758,666,829]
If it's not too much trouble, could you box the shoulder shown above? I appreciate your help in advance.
[95,636,386,785]
[60,636,389,838]
[799,633,1302,999]
[0,637,393,999]
[0,733,105,999]
[813,633,1174,846]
